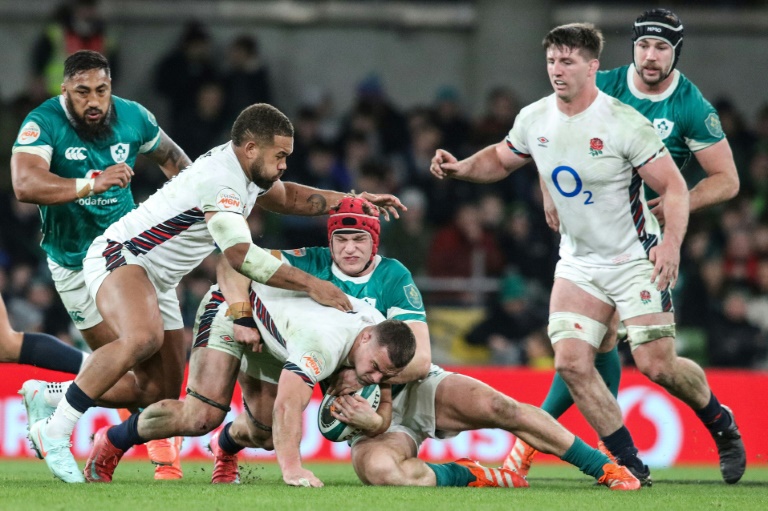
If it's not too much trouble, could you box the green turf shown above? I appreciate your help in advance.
[0,460,766,511]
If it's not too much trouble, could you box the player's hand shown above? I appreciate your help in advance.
[233,323,263,353]
[283,468,323,488]
[330,394,382,433]
[649,240,680,291]
[326,367,364,396]
[93,163,134,193]
[430,149,460,180]
[355,192,406,221]
[648,197,665,226]
[542,187,560,232]
[308,279,353,312]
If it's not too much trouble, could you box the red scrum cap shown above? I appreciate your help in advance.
[328,197,381,261]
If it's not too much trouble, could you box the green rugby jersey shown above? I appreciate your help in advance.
[280,247,426,323]
[597,65,724,172]
[12,95,161,270]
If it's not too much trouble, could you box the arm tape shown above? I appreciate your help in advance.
[208,212,283,283]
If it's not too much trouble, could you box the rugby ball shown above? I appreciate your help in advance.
[317,384,381,442]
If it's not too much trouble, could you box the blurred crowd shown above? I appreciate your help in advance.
[0,1,766,369]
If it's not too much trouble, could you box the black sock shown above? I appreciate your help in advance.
[64,382,96,414]
[107,412,146,451]
[18,332,85,374]
[601,426,645,471]
[219,422,244,454]
[695,392,732,434]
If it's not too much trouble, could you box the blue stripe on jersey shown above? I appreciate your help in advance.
[633,146,666,171]
[123,208,205,256]
[102,240,128,272]
[193,290,225,349]
[284,361,315,388]
[249,290,288,348]
[628,169,658,256]
[506,139,531,158]
[661,288,674,313]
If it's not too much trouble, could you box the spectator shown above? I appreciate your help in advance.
[433,86,471,157]
[469,86,520,151]
[154,21,218,137]
[223,34,273,121]
[380,187,432,277]
[173,81,229,160]
[707,288,767,368]
[465,273,548,365]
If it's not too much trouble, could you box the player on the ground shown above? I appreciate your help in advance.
[11,49,192,479]
[431,22,744,486]
[85,282,423,488]
[24,104,405,484]
[505,9,742,486]
[86,197,638,490]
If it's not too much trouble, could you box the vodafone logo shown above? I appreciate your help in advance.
[216,188,242,212]
[618,385,683,467]
[65,147,87,160]
[16,121,41,145]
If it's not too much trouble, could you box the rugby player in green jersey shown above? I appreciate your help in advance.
[506,9,743,486]
[11,50,192,480]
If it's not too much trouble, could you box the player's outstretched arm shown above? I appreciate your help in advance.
[257,181,406,221]
[430,142,528,183]
[145,129,192,179]
[273,369,323,487]
[11,153,133,205]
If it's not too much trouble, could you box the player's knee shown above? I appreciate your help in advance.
[185,405,226,435]
[356,449,400,486]
[554,352,592,382]
[124,332,164,362]
[485,391,519,425]
[244,426,273,450]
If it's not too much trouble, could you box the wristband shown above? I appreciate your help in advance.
[233,316,258,328]
[225,301,253,320]
[76,178,96,198]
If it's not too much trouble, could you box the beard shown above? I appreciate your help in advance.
[247,155,279,190]
[66,94,115,142]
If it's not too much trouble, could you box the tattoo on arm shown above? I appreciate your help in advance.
[307,194,327,215]
[150,132,192,174]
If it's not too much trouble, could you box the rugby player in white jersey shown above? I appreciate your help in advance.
[26,103,405,483]
[431,22,743,485]
[84,281,419,488]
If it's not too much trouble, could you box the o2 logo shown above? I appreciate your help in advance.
[551,166,593,204]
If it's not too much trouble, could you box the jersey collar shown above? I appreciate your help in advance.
[331,255,381,283]
[627,64,680,102]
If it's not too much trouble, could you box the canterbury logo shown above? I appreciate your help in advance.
[65,147,87,160]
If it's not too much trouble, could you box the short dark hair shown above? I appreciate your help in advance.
[373,320,417,369]
[231,103,294,147]
[542,23,604,61]
[63,50,111,80]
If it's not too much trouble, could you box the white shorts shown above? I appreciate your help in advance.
[191,285,283,385]
[48,258,102,330]
[554,258,674,321]
[82,236,184,330]
[350,365,455,449]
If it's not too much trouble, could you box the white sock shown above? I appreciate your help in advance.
[44,381,73,408]
[45,397,83,439]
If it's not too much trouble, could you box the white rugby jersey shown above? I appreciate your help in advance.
[100,142,266,289]
[506,91,667,266]
[248,283,385,388]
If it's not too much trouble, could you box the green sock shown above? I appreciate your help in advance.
[595,346,621,398]
[425,462,474,487]
[561,437,611,479]
[541,346,622,418]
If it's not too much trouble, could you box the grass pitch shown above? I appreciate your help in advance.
[1,460,766,511]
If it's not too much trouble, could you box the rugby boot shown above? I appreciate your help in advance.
[209,430,240,484]
[713,405,746,484]
[29,419,84,483]
[84,426,125,483]
[455,458,529,488]
[597,463,641,491]
[19,380,55,458]
[597,440,618,464]
[502,437,537,478]
[148,437,184,480]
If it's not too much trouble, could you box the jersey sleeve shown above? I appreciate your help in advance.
[196,165,248,216]
[12,109,55,163]
[283,331,346,388]
[505,112,532,159]
[622,109,667,169]
[133,102,162,154]
[677,85,725,153]
[379,261,426,322]
[280,246,331,277]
